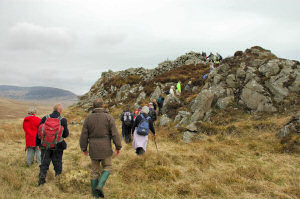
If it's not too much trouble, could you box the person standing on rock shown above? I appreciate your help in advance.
[176,81,182,96]
[23,107,41,166]
[169,86,175,96]
[120,105,134,144]
[157,95,164,116]
[36,104,69,186]
[132,106,156,156]
[80,98,122,198]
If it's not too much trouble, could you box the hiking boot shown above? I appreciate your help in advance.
[91,179,99,198]
[95,171,110,198]
[38,178,46,186]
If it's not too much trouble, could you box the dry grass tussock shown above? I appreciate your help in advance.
[0,108,299,199]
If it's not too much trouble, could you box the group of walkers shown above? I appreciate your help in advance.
[22,97,163,198]
[202,51,223,64]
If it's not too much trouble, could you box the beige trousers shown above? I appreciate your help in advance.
[90,157,112,180]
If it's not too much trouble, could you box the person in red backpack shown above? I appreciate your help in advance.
[133,106,142,121]
[36,104,69,186]
[23,107,41,166]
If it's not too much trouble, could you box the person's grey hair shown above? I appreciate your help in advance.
[53,104,63,112]
[93,98,104,108]
[28,107,36,114]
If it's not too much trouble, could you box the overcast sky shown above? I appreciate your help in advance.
[0,0,299,95]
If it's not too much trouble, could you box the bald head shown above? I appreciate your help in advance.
[93,98,104,108]
[53,104,63,113]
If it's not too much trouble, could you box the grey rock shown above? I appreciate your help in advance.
[136,92,146,104]
[191,89,214,112]
[192,86,199,93]
[116,91,122,102]
[265,75,290,103]
[186,122,198,132]
[240,79,277,112]
[183,131,206,143]
[279,112,300,138]
[217,96,234,109]
[150,86,162,101]
[258,59,280,77]
[226,74,237,88]
[159,115,172,126]
[162,95,181,114]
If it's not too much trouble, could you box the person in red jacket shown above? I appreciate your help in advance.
[23,107,41,166]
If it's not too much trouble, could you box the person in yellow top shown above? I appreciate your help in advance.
[176,81,181,96]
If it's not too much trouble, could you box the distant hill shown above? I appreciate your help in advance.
[0,85,78,104]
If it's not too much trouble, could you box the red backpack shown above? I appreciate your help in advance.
[38,115,64,149]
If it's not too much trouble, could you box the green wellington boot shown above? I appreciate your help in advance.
[95,171,110,198]
[91,179,99,198]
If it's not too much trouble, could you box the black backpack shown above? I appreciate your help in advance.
[123,111,132,126]
[149,108,157,121]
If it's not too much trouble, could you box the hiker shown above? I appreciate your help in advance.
[36,104,69,186]
[80,98,122,198]
[134,106,142,120]
[207,52,214,62]
[216,52,223,61]
[152,99,157,111]
[148,103,157,123]
[120,105,134,144]
[201,51,207,60]
[22,107,41,166]
[209,62,215,73]
[132,106,156,156]
[169,86,175,96]
[176,81,182,96]
[157,95,164,116]
[184,81,192,93]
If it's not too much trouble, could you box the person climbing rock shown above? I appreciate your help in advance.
[157,95,165,116]
[176,81,182,96]
[80,98,122,198]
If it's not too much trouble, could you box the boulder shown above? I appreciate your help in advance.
[116,91,122,102]
[150,86,162,101]
[183,131,206,143]
[162,95,181,114]
[186,122,198,132]
[240,79,277,112]
[217,96,234,109]
[258,59,280,78]
[190,89,214,122]
[192,86,199,93]
[136,92,146,104]
[159,115,172,126]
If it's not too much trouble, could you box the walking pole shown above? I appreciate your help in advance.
[153,137,158,153]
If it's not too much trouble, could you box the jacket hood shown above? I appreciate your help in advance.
[24,114,36,122]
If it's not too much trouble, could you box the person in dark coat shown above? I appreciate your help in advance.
[36,104,69,186]
[120,105,134,144]
[157,95,165,116]
[80,99,122,198]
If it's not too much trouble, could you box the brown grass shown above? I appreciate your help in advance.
[0,107,299,199]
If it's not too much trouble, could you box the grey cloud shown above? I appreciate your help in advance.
[94,33,127,46]
[6,22,75,53]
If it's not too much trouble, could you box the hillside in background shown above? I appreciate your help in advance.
[0,85,78,103]
[0,97,52,121]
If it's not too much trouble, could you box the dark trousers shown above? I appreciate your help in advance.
[122,124,132,144]
[158,107,162,116]
[39,149,63,179]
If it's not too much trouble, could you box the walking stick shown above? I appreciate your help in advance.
[153,137,158,153]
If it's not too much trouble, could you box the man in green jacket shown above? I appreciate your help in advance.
[80,98,122,198]
[176,81,182,96]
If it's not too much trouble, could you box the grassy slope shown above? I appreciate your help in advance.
[0,107,299,199]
